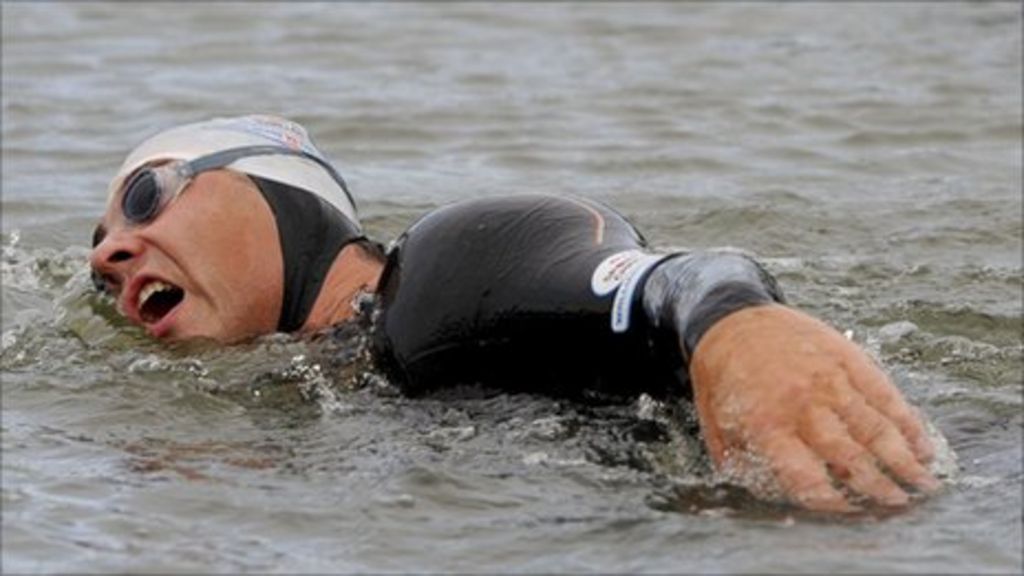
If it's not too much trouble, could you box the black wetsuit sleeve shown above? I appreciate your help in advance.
[640,251,786,363]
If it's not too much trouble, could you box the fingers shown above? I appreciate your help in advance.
[691,381,728,469]
[833,388,941,495]
[801,406,910,506]
[754,432,854,513]
[845,352,935,464]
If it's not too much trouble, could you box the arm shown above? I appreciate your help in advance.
[642,252,939,511]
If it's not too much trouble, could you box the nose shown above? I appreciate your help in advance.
[89,228,145,292]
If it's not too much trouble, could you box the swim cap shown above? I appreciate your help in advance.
[107,114,359,227]
[109,115,363,333]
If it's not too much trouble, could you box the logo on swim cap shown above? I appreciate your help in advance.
[213,115,317,156]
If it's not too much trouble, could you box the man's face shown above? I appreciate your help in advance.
[90,169,283,342]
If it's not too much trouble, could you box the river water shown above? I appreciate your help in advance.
[2,2,1021,573]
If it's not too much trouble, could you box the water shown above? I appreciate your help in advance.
[2,2,1021,573]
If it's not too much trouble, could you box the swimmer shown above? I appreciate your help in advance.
[89,115,940,512]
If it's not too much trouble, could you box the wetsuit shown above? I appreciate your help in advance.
[371,195,785,399]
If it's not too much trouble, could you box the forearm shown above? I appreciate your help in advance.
[641,250,785,362]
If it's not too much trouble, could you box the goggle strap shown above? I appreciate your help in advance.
[184,145,356,214]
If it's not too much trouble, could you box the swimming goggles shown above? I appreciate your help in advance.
[116,144,354,225]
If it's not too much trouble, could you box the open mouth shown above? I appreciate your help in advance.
[138,280,185,324]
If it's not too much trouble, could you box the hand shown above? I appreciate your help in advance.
[689,304,940,512]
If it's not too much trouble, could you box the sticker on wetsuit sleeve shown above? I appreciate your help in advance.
[591,250,664,333]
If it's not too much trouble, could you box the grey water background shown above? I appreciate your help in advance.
[2,2,1021,573]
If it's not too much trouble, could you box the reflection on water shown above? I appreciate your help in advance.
[3,2,1022,573]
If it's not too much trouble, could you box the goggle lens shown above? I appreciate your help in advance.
[121,169,164,224]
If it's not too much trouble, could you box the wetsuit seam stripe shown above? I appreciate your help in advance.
[565,197,606,245]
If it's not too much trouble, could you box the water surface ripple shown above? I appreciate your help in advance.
[2,3,1021,573]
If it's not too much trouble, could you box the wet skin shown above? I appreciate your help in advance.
[89,169,939,511]
[91,170,284,342]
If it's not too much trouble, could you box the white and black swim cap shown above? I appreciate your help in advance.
[109,115,364,332]
[108,114,359,225]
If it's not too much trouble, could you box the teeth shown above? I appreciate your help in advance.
[139,280,174,309]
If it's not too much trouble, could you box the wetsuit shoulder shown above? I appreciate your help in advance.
[371,194,682,398]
